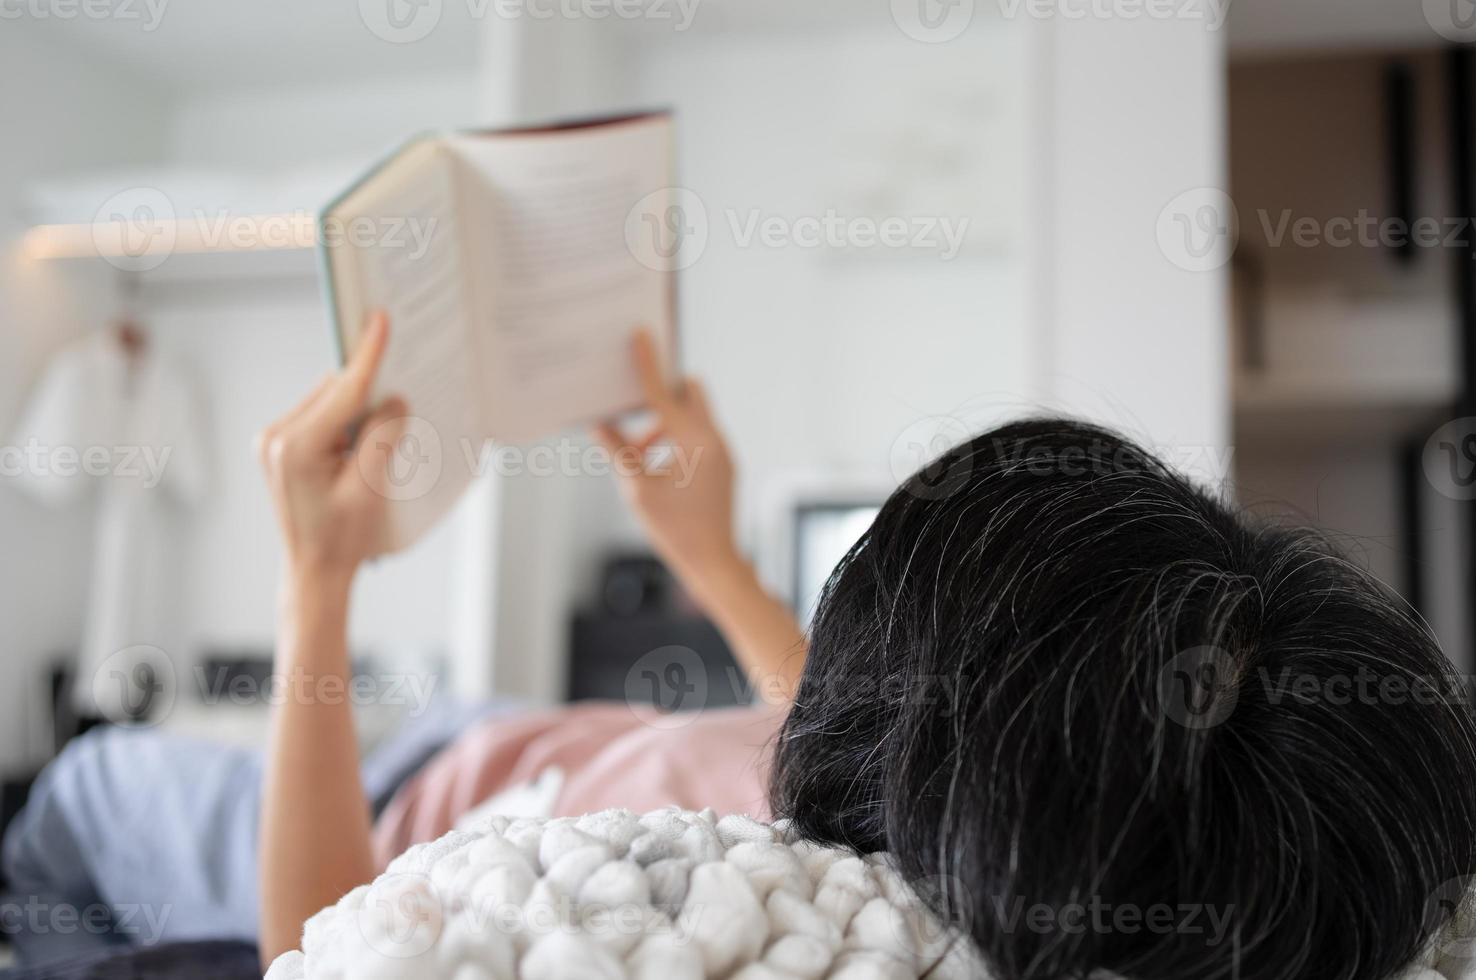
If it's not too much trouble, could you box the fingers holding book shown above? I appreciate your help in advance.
[594,328,740,609]
[256,310,410,575]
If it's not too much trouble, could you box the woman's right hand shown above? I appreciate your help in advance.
[594,330,741,606]
[596,330,808,701]
[255,311,408,585]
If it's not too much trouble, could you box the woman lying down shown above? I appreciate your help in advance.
[7,314,1476,980]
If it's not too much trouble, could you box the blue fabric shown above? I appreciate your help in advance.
[0,940,259,980]
[2,727,262,965]
[0,697,509,970]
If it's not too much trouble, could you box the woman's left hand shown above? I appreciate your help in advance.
[255,311,407,582]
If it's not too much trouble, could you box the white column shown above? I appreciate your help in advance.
[455,15,629,701]
[1030,14,1231,482]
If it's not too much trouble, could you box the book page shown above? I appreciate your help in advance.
[325,142,480,547]
[449,115,676,442]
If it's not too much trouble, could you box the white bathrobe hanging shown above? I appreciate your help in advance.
[9,329,208,720]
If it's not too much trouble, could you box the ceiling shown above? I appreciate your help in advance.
[19,0,481,91]
[16,0,1460,94]
[17,0,943,94]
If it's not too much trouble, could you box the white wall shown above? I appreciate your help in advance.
[2,62,491,771]
[0,25,172,767]
[134,267,467,674]
[140,69,486,683]
[635,28,1036,498]
[166,69,482,169]
[1037,14,1231,476]
[468,13,1229,701]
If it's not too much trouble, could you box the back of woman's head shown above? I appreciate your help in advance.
[771,418,1476,980]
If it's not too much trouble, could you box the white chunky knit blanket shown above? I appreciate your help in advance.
[264,807,984,980]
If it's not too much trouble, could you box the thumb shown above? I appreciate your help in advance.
[594,422,648,482]
[680,377,714,425]
[350,397,412,502]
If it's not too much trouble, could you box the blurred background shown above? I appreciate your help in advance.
[0,0,1470,820]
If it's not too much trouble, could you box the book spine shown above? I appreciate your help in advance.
[317,133,439,366]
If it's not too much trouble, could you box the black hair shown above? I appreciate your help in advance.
[770,418,1476,980]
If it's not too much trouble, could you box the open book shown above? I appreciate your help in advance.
[320,111,678,548]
